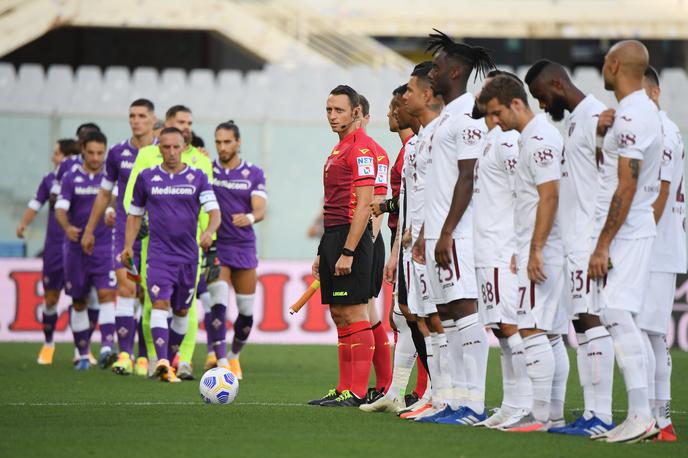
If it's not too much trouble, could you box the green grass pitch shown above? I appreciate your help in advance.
[0,343,686,458]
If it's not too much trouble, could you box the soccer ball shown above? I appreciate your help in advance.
[199,367,239,405]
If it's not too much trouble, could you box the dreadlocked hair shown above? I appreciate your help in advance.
[426,29,496,81]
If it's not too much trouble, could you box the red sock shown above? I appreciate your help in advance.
[371,321,392,391]
[349,320,374,399]
[414,355,428,398]
[336,326,352,393]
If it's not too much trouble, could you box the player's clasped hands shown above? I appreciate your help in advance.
[588,246,610,279]
[104,209,116,227]
[527,248,547,283]
[597,108,616,136]
[231,213,252,227]
[412,234,425,264]
[120,246,133,268]
[334,254,352,276]
[65,225,82,242]
[199,230,214,250]
[311,255,320,280]
[434,233,453,269]
[80,230,95,255]
[369,202,384,217]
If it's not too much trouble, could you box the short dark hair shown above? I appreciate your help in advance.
[358,94,370,117]
[130,98,155,111]
[329,85,360,110]
[75,122,100,137]
[411,61,433,79]
[191,132,205,148]
[478,75,529,108]
[159,126,184,139]
[524,60,553,85]
[82,130,107,147]
[392,84,407,96]
[216,120,241,140]
[57,138,79,156]
[644,65,660,87]
[165,105,191,120]
[487,69,524,86]
[426,29,495,80]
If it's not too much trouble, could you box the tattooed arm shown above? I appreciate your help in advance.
[588,156,640,279]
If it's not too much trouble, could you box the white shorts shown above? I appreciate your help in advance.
[425,237,477,305]
[636,272,677,335]
[591,237,653,315]
[516,263,565,332]
[476,267,519,326]
[563,250,596,319]
[403,247,436,317]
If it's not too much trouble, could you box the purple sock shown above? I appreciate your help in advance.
[168,328,185,362]
[137,317,148,358]
[204,312,213,353]
[87,308,99,342]
[151,327,169,361]
[116,316,136,355]
[209,305,227,359]
[100,323,116,350]
[231,314,254,356]
[73,329,90,356]
[43,310,58,344]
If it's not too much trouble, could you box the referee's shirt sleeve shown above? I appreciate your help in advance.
[349,147,376,187]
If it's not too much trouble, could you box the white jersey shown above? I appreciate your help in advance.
[408,116,440,241]
[424,92,486,239]
[651,111,686,273]
[515,113,564,266]
[561,94,606,252]
[398,134,418,236]
[594,90,662,239]
[473,126,520,267]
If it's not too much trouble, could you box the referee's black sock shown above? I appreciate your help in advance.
[407,320,429,376]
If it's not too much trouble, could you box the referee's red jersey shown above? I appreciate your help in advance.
[323,127,376,227]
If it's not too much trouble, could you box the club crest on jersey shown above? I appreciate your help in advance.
[191,156,197,164]
[151,285,160,296]
[568,122,576,137]
[241,168,250,178]
[186,173,195,183]
[462,127,482,145]
[533,148,555,167]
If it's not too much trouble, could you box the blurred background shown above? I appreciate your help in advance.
[1,0,687,260]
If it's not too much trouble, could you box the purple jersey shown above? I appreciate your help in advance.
[55,156,83,186]
[101,138,158,230]
[130,165,219,264]
[212,159,266,245]
[29,171,64,246]
[56,167,112,251]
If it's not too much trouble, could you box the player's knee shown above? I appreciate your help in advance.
[44,290,60,307]
[599,307,634,335]
[117,283,136,298]
[207,281,230,309]
[236,293,255,316]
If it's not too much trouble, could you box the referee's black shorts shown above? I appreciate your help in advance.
[318,224,373,305]
[370,234,385,298]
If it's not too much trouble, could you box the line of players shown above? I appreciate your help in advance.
[18,100,267,382]
[310,32,682,445]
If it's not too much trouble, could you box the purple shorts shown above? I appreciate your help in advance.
[63,243,115,300]
[146,262,198,311]
[114,224,141,270]
[42,244,64,291]
[217,240,258,270]
[197,274,208,295]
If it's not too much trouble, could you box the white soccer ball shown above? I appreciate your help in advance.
[199,367,240,405]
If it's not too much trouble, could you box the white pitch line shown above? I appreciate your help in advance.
[2,401,687,414]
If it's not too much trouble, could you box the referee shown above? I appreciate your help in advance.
[309,85,376,407]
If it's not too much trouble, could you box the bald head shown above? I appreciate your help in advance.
[603,40,649,92]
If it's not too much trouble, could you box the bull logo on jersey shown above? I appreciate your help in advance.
[241,169,251,178]
[568,122,576,137]
[462,127,482,145]
[533,148,555,167]
[617,131,637,146]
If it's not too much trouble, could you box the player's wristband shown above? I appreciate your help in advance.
[245,213,255,224]
[341,248,355,257]
[386,198,398,214]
